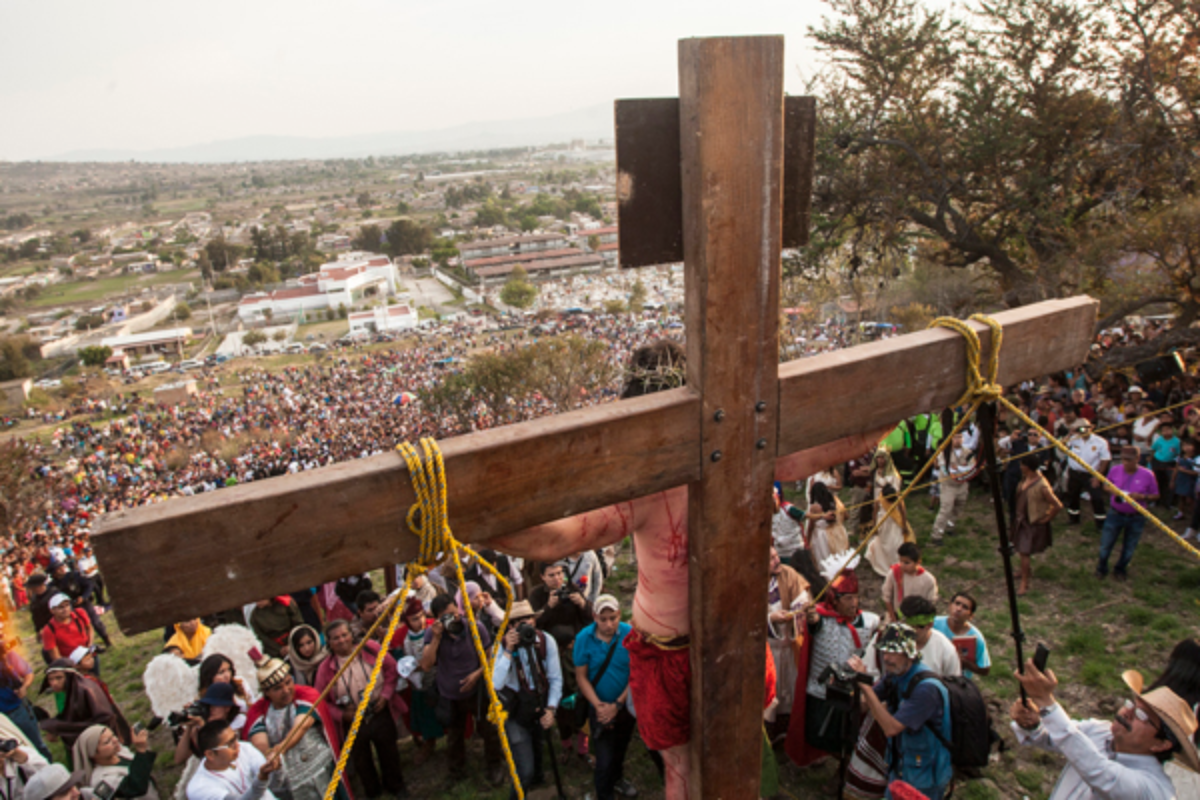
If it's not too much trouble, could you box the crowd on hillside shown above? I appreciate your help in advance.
[1,315,1200,800]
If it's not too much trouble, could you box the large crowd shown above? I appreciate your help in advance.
[0,314,1198,800]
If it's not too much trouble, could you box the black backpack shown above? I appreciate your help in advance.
[904,672,995,769]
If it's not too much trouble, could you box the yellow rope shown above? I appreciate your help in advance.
[809,315,1001,606]
[323,437,524,800]
[935,314,1200,563]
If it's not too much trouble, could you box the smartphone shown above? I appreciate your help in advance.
[132,722,144,735]
[1033,643,1050,673]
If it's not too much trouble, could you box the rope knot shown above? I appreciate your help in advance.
[930,314,1004,408]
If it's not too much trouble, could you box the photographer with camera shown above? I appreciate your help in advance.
[859,623,953,800]
[0,733,49,800]
[314,620,405,800]
[492,601,562,799]
[73,724,157,800]
[530,562,592,763]
[419,595,503,789]
[171,683,241,767]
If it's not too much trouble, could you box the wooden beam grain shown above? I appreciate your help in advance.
[92,389,700,634]
[680,36,785,800]
[777,297,1099,454]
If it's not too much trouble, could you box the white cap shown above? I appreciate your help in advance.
[47,593,70,609]
[593,594,621,615]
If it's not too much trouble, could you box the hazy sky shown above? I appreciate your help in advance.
[0,0,831,161]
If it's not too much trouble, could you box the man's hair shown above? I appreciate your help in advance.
[539,561,562,575]
[430,594,455,617]
[899,595,936,620]
[197,719,231,754]
[324,619,351,639]
[898,543,921,562]
[621,340,686,399]
[951,591,977,613]
[356,590,381,610]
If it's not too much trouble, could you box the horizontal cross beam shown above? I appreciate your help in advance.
[92,297,1096,633]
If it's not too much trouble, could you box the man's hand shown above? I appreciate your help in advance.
[372,695,387,712]
[478,591,493,608]
[1014,659,1058,708]
[280,645,289,658]
[546,592,560,609]
[595,701,618,726]
[569,592,586,608]
[1009,697,1041,730]
[430,618,444,639]
[847,655,867,674]
[769,610,792,625]
[803,601,818,625]
[131,728,150,753]
[460,668,482,693]
[1091,478,1100,489]
[540,709,555,730]
[258,754,282,781]
[503,628,521,653]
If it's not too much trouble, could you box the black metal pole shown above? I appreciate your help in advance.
[543,723,566,799]
[977,402,1028,701]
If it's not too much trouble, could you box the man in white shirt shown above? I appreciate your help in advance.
[187,719,280,800]
[1010,662,1198,799]
[853,596,962,679]
[1065,419,1111,526]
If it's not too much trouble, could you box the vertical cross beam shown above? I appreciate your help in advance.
[682,36,784,798]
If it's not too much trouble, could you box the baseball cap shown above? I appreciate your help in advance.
[67,646,94,665]
[47,593,71,609]
[593,594,620,615]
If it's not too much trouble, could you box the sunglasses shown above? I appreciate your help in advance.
[210,739,239,753]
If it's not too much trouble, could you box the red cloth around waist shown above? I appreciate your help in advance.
[624,628,691,751]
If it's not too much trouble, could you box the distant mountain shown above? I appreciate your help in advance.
[53,103,615,163]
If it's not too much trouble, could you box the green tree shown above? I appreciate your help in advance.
[500,266,538,310]
[272,330,288,342]
[587,235,601,252]
[173,302,192,321]
[604,298,627,315]
[801,0,1200,321]
[385,219,433,257]
[431,240,459,267]
[627,280,648,314]
[338,303,348,319]
[0,438,65,538]
[353,225,384,253]
[525,334,616,411]
[357,191,372,208]
[74,314,105,331]
[0,337,35,381]
[243,330,267,347]
[475,200,508,228]
[248,262,280,286]
[78,345,113,367]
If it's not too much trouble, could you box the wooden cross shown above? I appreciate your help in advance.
[93,36,1097,798]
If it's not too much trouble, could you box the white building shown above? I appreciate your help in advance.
[348,304,419,334]
[237,255,399,323]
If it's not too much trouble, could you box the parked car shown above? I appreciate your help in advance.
[179,358,204,370]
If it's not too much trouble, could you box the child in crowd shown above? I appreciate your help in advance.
[1151,422,1181,508]
[881,542,938,623]
[1174,439,1198,522]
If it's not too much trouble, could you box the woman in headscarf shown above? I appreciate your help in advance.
[1148,638,1200,795]
[38,660,131,751]
[72,724,158,800]
[455,581,504,636]
[286,626,327,687]
[867,448,913,577]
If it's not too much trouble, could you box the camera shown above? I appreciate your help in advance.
[817,661,873,709]
[166,701,209,728]
[517,621,538,647]
[439,612,464,637]
[554,584,579,601]
[0,740,18,754]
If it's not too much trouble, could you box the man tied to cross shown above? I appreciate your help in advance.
[495,340,888,799]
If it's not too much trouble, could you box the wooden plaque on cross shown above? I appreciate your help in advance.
[92,36,1097,798]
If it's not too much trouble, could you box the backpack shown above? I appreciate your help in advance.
[904,672,995,769]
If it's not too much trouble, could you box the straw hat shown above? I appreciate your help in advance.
[1123,670,1200,773]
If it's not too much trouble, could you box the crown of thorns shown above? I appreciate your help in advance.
[622,353,687,392]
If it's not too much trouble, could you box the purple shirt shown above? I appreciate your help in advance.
[1106,464,1159,514]
[425,619,491,701]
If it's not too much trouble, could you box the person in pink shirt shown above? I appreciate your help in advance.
[1098,446,1160,581]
